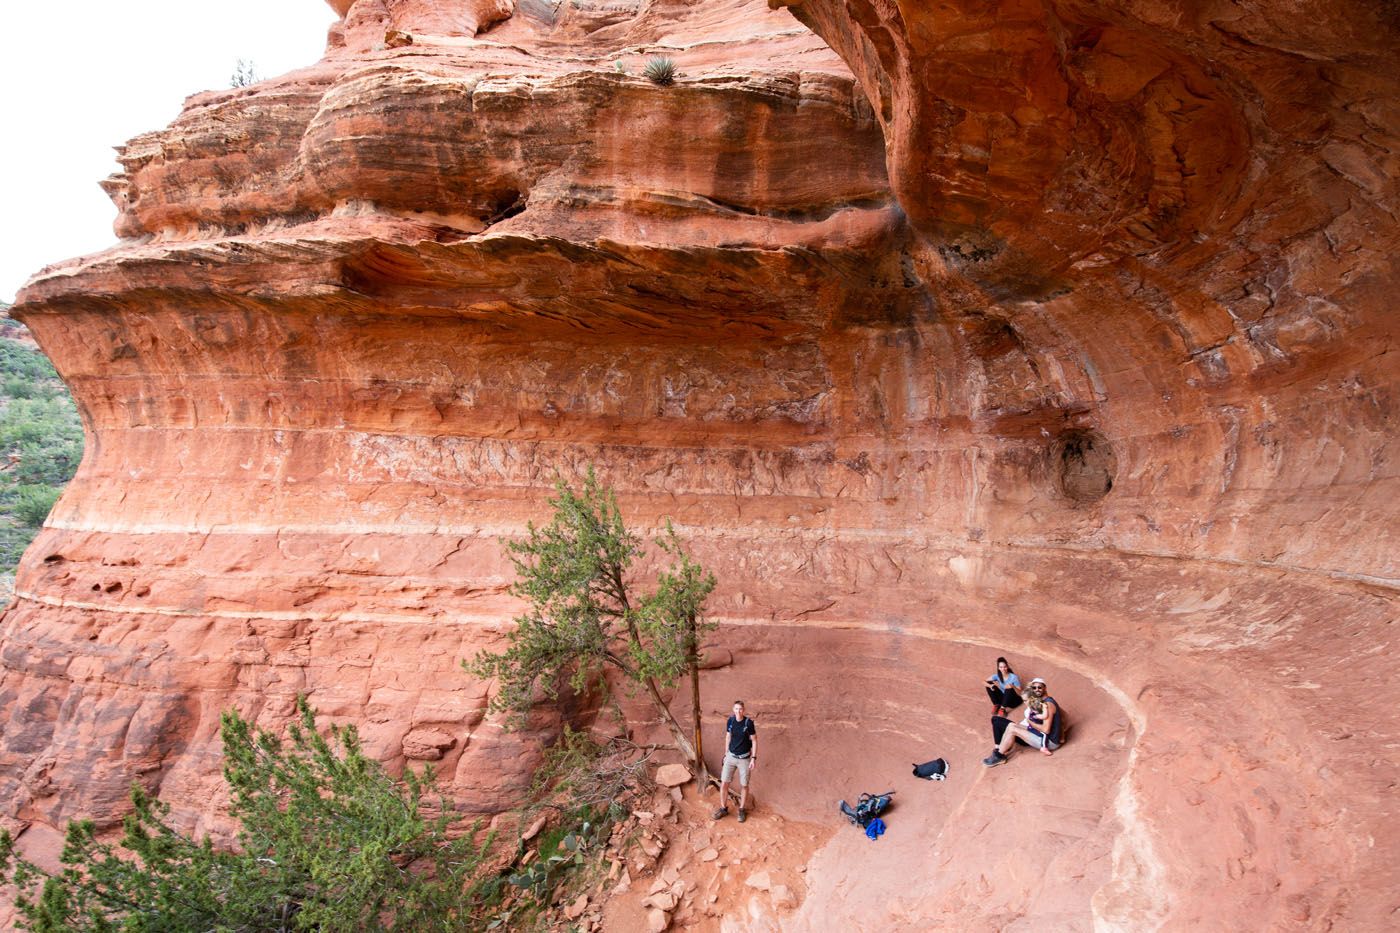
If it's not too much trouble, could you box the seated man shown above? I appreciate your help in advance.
[983,677,1062,767]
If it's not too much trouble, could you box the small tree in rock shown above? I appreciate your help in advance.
[468,469,717,782]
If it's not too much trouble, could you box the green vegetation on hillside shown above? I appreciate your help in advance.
[0,313,83,572]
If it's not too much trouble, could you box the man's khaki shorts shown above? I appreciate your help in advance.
[721,752,752,786]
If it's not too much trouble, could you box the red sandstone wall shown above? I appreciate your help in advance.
[2,0,1397,928]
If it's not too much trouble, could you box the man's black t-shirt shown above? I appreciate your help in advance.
[726,715,756,756]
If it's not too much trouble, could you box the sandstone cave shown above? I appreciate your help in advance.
[2,0,1396,929]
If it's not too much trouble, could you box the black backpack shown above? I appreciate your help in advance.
[912,758,948,781]
[840,791,894,827]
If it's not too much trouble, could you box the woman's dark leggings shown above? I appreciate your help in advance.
[986,685,1023,710]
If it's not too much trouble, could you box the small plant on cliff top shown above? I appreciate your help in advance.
[0,698,498,931]
[467,468,717,782]
[230,58,259,88]
[643,56,676,86]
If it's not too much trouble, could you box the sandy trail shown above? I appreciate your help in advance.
[666,624,1137,930]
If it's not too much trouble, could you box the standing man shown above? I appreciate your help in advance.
[713,700,757,823]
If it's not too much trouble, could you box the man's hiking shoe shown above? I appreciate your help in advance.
[712,806,729,820]
[737,808,747,823]
[982,750,1008,767]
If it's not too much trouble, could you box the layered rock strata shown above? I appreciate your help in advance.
[7,0,894,841]
[3,0,1397,928]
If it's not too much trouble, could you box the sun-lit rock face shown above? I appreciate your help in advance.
[3,0,1397,928]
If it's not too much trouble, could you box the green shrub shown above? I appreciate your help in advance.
[0,699,502,932]
[14,485,59,527]
[0,334,82,571]
[15,438,82,486]
[0,406,54,446]
[0,397,80,449]
[644,56,676,86]
[507,808,607,900]
[0,525,38,568]
[0,341,58,382]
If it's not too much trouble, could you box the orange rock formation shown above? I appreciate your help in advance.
[3,0,1396,928]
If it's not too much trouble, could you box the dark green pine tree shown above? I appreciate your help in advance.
[468,469,717,781]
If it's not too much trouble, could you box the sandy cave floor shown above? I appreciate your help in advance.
[0,626,1137,933]
[609,626,1136,931]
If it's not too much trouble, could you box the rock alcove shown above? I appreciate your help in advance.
[1,0,1396,929]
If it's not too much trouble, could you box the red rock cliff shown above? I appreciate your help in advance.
[3,0,1397,928]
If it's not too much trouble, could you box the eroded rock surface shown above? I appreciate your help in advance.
[3,0,1396,928]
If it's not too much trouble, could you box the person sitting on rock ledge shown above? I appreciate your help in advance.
[983,655,1023,716]
[713,700,757,823]
[984,677,1061,767]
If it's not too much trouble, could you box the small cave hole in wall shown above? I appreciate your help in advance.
[1054,429,1115,503]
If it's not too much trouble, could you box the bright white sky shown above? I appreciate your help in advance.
[0,1,340,303]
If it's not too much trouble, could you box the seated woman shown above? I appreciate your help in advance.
[983,677,1062,767]
[983,656,1023,716]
